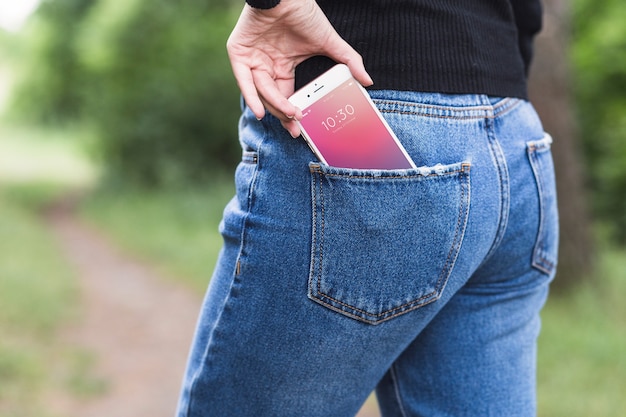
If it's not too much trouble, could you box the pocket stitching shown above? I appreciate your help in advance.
[309,163,471,324]
[527,134,558,275]
[310,162,467,180]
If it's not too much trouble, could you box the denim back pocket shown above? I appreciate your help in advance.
[527,134,559,276]
[308,161,471,324]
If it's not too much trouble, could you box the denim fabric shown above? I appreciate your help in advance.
[176,91,558,417]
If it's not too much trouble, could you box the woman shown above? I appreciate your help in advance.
[177,0,558,415]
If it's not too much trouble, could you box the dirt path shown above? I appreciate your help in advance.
[45,204,202,417]
[45,202,380,417]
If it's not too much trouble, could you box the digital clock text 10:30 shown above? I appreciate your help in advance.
[321,104,355,131]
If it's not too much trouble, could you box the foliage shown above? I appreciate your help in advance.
[9,0,97,123]
[11,0,242,187]
[572,0,626,244]
[77,0,242,186]
[0,29,19,61]
[8,0,626,234]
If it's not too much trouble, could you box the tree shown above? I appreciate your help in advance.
[528,0,594,291]
[9,0,97,123]
[571,0,626,245]
[11,0,242,186]
[76,0,242,186]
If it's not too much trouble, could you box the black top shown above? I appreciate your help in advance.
[245,0,281,9]
[246,0,542,99]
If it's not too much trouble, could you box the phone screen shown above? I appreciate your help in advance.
[299,79,414,170]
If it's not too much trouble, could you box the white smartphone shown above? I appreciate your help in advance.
[288,64,416,170]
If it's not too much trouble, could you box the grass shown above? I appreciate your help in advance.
[80,179,234,292]
[0,186,77,416]
[537,249,626,416]
[0,124,99,187]
[0,123,102,416]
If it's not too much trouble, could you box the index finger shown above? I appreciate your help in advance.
[230,62,266,119]
[252,69,300,120]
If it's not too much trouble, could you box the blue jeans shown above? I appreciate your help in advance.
[176,91,558,416]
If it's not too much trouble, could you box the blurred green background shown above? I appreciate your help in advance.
[0,0,625,415]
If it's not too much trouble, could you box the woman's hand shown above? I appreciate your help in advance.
[226,0,372,137]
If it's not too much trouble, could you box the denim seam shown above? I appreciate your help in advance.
[375,97,522,119]
[480,116,511,264]
[235,126,265,272]
[309,165,324,301]
[492,97,522,117]
[527,139,556,275]
[309,164,471,324]
[182,125,264,416]
[389,364,409,417]
[380,109,490,120]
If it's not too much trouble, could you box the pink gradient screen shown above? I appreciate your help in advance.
[299,80,414,170]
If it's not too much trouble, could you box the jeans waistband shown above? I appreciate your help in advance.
[368,90,523,119]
